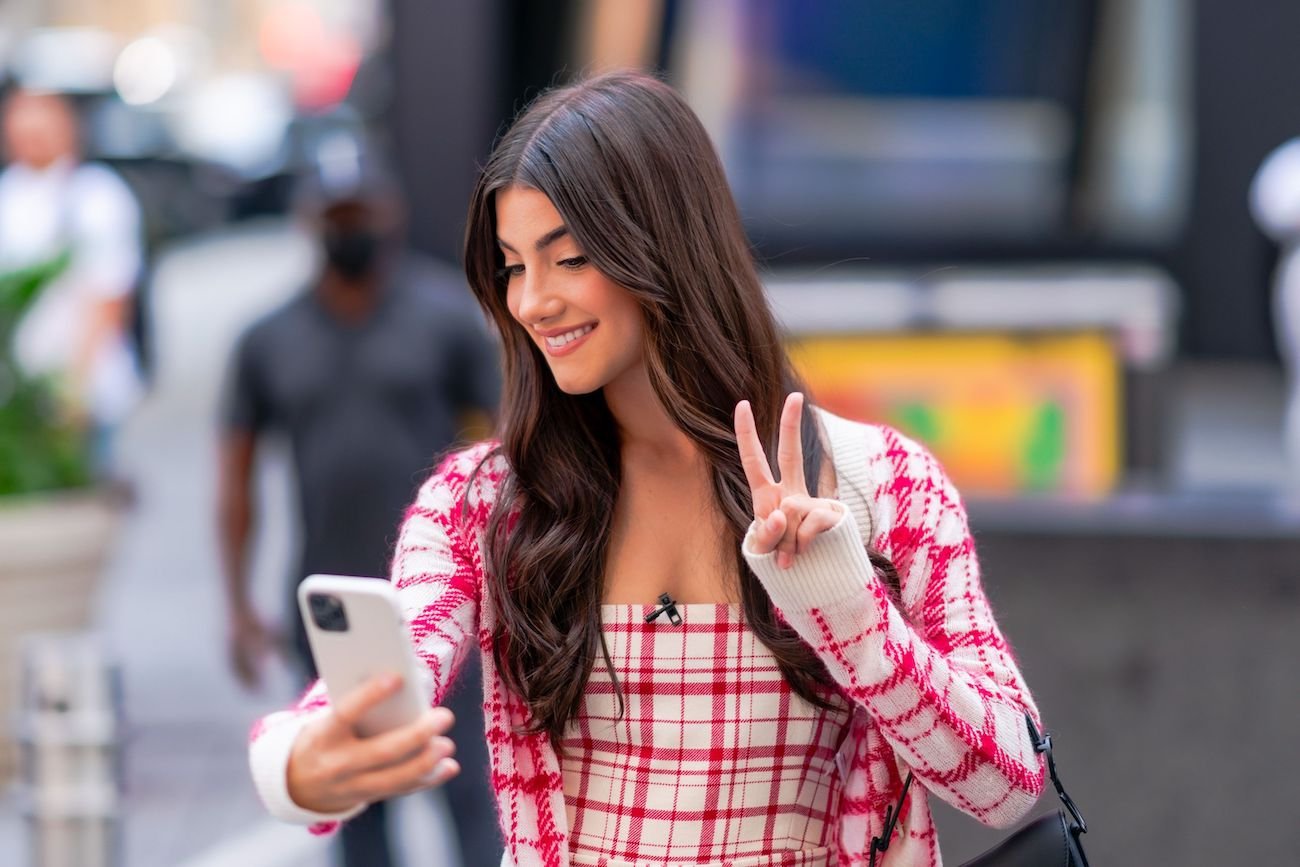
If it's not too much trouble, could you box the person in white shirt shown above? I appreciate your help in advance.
[1251,138,1300,489]
[0,87,144,467]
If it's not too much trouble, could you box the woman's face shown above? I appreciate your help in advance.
[496,186,646,395]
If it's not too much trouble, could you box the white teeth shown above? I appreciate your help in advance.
[545,324,594,348]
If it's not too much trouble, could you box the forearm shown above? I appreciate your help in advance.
[71,294,129,397]
[390,475,483,704]
[249,448,490,832]
[218,431,260,616]
[218,488,255,617]
[745,512,1044,825]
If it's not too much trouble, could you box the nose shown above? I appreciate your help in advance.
[513,270,563,326]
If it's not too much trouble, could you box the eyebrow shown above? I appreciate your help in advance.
[496,225,570,254]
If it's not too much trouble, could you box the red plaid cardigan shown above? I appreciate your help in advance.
[248,410,1046,866]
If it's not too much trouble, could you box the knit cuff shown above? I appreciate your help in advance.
[743,506,876,613]
[248,710,367,827]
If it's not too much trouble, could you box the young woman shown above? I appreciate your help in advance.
[249,71,1046,867]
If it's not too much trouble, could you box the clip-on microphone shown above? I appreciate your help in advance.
[644,592,682,625]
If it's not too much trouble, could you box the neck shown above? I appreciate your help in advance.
[317,269,384,322]
[603,362,698,467]
[23,155,74,174]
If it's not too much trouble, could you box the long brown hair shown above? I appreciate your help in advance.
[464,71,889,743]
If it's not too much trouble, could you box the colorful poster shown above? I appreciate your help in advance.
[788,331,1121,497]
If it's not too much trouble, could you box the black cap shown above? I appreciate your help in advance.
[293,131,400,214]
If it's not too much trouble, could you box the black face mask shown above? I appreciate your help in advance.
[323,227,383,280]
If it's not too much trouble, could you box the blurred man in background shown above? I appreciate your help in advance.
[0,87,145,471]
[217,139,502,867]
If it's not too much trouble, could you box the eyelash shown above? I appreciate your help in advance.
[496,256,588,281]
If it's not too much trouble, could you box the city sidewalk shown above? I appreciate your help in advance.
[1,219,455,867]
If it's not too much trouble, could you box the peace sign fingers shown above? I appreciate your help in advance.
[735,393,844,569]
[734,392,810,516]
[776,391,807,494]
[734,399,777,507]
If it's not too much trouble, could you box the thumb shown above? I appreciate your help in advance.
[332,673,403,731]
[748,507,788,555]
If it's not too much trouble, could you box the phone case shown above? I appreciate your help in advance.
[297,574,429,737]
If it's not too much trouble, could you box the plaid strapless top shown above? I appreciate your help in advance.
[560,603,853,867]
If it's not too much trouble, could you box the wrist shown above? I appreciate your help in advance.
[250,711,366,825]
[287,732,361,815]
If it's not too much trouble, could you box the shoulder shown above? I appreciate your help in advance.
[411,441,510,532]
[391,254,484,320]
[396,252,465,288]
[394,254,473,304]
[816,407,946,487]
[70,163,140,212]
[815,406,965,535]
[229,296,314,382]
[72,162,131,190]
[237,293,313,353]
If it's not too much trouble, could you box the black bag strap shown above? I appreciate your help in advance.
[1026,714,1088,834]
[867,767,913,867]
[869,713,1086,866]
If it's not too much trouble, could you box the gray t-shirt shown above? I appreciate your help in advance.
[223,255,500,581]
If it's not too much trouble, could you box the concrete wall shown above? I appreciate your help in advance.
[931,530,1300,866]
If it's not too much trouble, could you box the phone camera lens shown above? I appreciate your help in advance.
[308,593,349,632]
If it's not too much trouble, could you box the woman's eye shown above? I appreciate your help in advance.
[497,264,524,280]
[558,256,588,270]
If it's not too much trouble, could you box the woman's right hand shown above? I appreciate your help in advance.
[286,674,460,815]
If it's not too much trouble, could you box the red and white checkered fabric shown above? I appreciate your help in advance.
[560,604,852,866]
[252,414,1049,866]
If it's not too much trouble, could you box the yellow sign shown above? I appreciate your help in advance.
[788,332,1121,497]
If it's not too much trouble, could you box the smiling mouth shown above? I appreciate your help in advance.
[543,322,595,348]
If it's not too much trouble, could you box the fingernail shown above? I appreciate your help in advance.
[422,759,457,785]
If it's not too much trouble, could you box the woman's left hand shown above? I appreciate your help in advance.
[734,392,844,570]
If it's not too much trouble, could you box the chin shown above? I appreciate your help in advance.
[551,376,604,396]
[542,359,602,395]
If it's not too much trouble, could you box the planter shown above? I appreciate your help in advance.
[0,490,118,785]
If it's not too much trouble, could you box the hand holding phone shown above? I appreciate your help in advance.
[286,574,461,813]
[286,674,460,814]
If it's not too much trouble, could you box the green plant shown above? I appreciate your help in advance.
[0,252,93,496]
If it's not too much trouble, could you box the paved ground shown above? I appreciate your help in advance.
[1,218,1295,866]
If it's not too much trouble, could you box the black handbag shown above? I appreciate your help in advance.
[868,714,1090,867]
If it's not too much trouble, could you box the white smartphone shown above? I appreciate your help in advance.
[297,574,429,737]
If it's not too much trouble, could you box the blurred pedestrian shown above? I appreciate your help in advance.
[249,72,1045,867]
[217,140,502,867]
[0,87,145,472]
[1251,138,1300,491]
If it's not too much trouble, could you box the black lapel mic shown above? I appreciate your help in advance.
[644,592,682,625]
